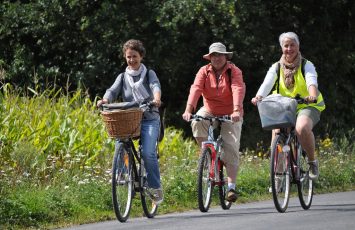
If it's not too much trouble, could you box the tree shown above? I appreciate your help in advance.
[1,0,354,149]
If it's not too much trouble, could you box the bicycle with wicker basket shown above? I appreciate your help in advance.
[257,94,315,213]
[100,101,159,222]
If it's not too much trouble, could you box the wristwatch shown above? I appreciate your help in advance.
[233,105,241,112]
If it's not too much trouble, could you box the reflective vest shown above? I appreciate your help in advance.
[272,62,325,112]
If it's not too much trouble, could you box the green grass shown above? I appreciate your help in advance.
[0,84,354,229]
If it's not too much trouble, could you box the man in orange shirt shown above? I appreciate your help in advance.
[182,42,246,202]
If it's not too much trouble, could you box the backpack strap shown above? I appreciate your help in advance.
[272,58,307,94]
[227,68,232,92]
[273,62,281,94]
[121,69,151,90]
[203,68,232,90]
[300,58,307,78]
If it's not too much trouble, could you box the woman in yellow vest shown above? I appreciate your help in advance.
[251,32,325,181]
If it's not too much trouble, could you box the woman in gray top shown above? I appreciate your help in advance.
[97,39,163,205]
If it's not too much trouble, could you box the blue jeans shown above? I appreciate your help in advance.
[140,118,161,189]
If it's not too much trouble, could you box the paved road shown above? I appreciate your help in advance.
[60,191,355,230]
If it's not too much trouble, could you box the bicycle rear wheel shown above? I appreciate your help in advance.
[218,161,232,210]
[297,145,313,209]
[112,142,133,222]
[197,147,213,212]
[141,163,158,218]
[270,135,290,213]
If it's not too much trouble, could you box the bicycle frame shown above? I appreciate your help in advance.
[120,139,143,191]
[276,128,299,183]
[202,136,224,186]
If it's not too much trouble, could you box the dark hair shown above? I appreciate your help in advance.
[122,39,146,57]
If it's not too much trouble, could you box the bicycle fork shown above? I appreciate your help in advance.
[203,142,222,186]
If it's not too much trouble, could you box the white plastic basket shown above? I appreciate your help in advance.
[257,94,297,130]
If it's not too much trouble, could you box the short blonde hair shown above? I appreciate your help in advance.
[279,32,300,47]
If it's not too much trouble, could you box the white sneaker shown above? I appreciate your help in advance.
[147,188,164,205]
[308,160,319,181]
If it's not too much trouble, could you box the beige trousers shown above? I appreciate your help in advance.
[191,107,243,168]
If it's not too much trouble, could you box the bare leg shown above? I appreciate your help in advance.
[195,137,207,156]
[271,129,279,144]
[226,164,237,184]
[195,137,206,148]
[295,115,316,161]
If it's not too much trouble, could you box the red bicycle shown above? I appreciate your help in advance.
[190,115,232,212]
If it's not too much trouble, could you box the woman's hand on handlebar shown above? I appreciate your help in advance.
[152,98,162,107]
[97,99,108,108]
[305,95,317,104]
[295,94,317,104]
[251,95,263,106]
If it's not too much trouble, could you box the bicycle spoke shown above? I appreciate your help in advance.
[112,144,133,222]
[270,135,290,213]
[297,146,313,209]
[218,162,232,210]
[197,148,213,212]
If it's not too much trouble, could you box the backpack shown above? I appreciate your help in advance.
[273,58,307,93]
[122,69,165,142]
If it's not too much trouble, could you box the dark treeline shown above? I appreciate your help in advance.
[1,0,354,149]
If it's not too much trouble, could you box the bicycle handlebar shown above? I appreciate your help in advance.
[294,94,317,104]
[255,94,317,106]
[190,114,232,123]
[100,101,155,111]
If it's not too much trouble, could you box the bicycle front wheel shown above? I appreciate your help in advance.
[270,135,290,213]
[112,142,133,222]
[218,161,232,210]
[197,147,213,212]
[297,145,313,209]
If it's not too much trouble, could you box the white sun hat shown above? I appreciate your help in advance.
[203,42,233,60]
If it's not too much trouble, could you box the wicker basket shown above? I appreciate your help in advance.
[101,108,143,139]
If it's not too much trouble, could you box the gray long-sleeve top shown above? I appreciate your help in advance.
[103,69,161,120]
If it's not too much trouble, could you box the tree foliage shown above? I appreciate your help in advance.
[1,0,354,149]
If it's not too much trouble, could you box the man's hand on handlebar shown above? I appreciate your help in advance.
[182,111,192,122]
[231,111,241,122]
